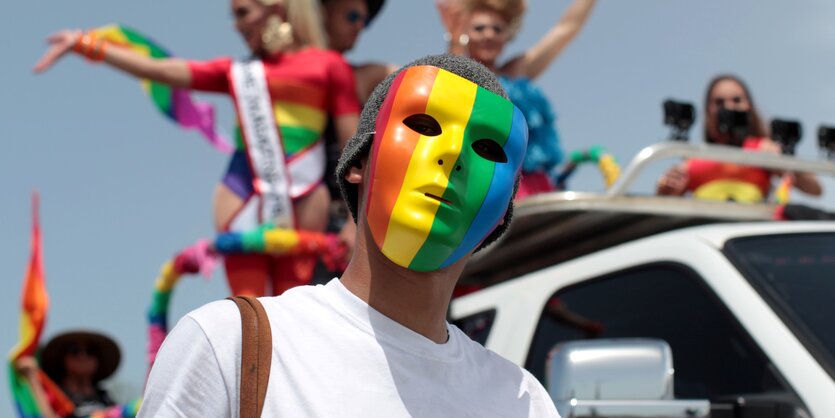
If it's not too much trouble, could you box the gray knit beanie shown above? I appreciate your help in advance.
[335,54,521,251]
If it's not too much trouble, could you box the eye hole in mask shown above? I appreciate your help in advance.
[403,114,442,137]
[472,138,507,163]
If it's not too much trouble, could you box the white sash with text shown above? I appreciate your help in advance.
[230,60,294,231]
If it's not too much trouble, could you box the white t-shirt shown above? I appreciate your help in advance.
[138,279,560,418]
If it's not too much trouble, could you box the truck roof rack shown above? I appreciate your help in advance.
[461,142,835,287]
[607,142,835,197]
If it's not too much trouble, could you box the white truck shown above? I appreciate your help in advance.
[450,142,835,418]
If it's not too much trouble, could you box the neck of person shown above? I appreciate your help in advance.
[340,222,467,344]
[474,56,498,74]
[258,42,303,60]
[62,374,96,397]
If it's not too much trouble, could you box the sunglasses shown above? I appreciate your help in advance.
[66,343,99,357]
[345,10,370,27]
[472,23,506,36]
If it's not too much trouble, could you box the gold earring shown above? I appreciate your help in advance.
[262,15,293,54]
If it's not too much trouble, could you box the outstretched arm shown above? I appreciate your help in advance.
[34,29,191,88]
[505,0,597,80]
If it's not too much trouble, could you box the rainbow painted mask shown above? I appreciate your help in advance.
[365,65,528,271]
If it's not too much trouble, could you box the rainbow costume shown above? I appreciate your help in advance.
[499,77,563,196]
[187,48,359,295]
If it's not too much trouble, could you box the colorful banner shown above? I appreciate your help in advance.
[91,25,233,154]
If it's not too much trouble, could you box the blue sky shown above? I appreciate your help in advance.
[3,0,835,414]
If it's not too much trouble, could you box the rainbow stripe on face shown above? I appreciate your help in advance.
[366,66,528,272]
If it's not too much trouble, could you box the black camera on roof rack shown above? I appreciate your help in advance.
[663,99,695,141]
[717,108,750,145]
[818,125,835,159]
[771,119,802,155]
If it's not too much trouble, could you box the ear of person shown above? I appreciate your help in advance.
[346,157,366,184]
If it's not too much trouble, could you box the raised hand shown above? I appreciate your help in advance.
[14,355,40,377]
[435,0,466,34]
[34,29,82,73]
[758,138,783,155]
[657,164,689,196]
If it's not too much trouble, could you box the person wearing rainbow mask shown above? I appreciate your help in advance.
[139,54,559,417]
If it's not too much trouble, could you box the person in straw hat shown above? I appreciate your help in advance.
[16,330,122,417]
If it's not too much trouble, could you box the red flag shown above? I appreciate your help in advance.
[10,193,48,361]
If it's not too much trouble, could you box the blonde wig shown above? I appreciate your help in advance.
[461,0,527,40]
[261,0,327,48]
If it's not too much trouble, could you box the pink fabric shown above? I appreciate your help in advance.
[172,90,234,154]
[147,325,167,375]
[173,240,218,278]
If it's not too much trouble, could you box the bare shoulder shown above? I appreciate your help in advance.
[352,62,398,102]
[498,56,526,78]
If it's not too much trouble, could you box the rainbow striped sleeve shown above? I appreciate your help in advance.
[91,25,233,154]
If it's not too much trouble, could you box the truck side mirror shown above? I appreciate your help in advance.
[547,338,710,418]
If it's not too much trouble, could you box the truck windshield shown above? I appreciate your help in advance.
[725,233,835,380]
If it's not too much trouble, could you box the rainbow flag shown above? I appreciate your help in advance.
[91,25,232,154]
[87,399,142,418]
[776,174,793,204]
[8,194,74,418]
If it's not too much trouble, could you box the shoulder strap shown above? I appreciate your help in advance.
[227,296,273,418]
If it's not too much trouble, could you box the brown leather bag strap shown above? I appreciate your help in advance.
[227,296,273,418]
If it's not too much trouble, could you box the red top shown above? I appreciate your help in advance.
[686,137,772,203]
[187,48,360,154]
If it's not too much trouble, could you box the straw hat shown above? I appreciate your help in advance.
[41,330,121,382]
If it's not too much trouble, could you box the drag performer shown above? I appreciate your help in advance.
[317,0,397,282]
[35,0,361,296]
[438,0,597,198]
[321,0,396,103]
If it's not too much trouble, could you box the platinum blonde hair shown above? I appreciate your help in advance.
[262,0,328,48]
